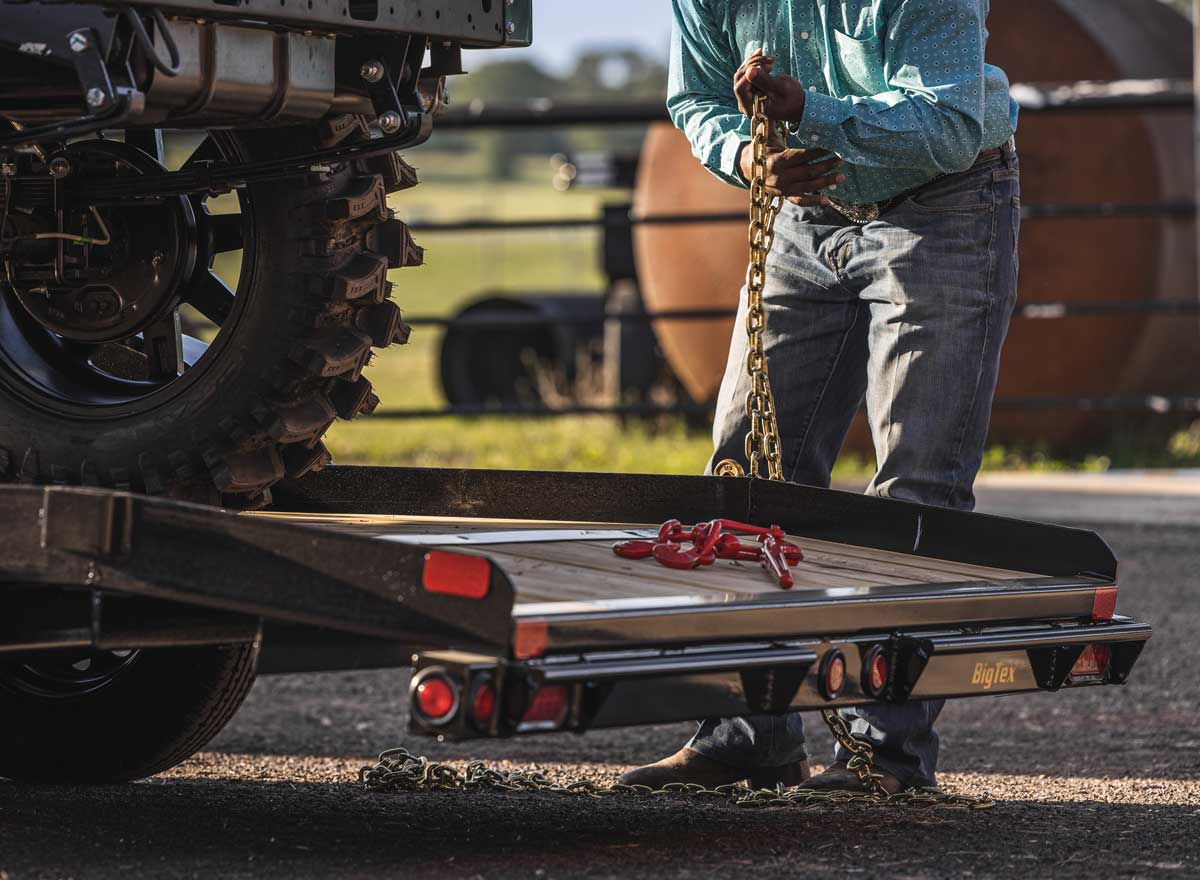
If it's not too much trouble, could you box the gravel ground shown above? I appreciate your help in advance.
[2,521,1198,879]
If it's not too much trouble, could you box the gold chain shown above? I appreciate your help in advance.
[820,708,889,797]
[715,93,786,482]
[360,747,993,810]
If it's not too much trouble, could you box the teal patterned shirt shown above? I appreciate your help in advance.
[668,0,1019,203]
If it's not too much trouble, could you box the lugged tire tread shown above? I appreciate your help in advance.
[282,440,332,478]
[0,126,420,502]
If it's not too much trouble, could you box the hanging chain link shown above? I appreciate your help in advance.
[711,94,903,799]
[715,93,786,482]
[359,746,993,811]
[820,708,890,797]
[360,93,994,815]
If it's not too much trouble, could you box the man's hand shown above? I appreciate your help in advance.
[733,49,808,123]
[739,143,845,207]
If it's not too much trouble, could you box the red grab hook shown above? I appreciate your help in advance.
[613,519,804,589]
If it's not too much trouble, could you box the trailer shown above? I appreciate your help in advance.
[0,466,1150,782]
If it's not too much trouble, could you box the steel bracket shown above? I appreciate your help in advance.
[884,636,934,703]
[741,660,814,714]
[1107,639,1146,685]
[1027,643,1088,691]
[39,487,134,560]
[66,27,115,112]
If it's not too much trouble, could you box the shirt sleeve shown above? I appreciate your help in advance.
[667,0,751,188]
[799,0,990,173]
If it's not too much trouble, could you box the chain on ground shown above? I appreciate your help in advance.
[358,746,994,812]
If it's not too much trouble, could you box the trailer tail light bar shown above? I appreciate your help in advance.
[408,617,1149,741]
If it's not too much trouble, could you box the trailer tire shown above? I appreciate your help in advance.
[0,127,420,508]
[0,642,259,783]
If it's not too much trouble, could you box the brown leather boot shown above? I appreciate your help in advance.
[748,758,812,790]
[618,748,811,790]
[801,761,904,795]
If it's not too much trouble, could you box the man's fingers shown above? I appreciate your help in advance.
[770,151,842,172]
[768,153,843,175]
[734,73,756,115]
[773,160,845,184]
[764,171,846,197]
[735,53,773,81]
[747,65,785,94]
[734,55,774,115]
[773,174,845,197]
[740,49,772,67]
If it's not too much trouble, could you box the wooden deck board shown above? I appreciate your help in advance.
[482,542,907,592]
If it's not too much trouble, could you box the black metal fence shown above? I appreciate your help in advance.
[377,79,1199,422]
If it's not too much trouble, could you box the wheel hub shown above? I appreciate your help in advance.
[8,140,197,344]
[1,649,140,699]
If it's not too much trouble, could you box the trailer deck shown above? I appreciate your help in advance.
[1,466,1151,745]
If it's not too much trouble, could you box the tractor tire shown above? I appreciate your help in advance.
[0,127,421,507]
[0,642,259,782]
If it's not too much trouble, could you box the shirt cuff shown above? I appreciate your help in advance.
[715,124,752,188]
[795,91,852,147]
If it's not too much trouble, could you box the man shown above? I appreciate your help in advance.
[621,0,1020,794]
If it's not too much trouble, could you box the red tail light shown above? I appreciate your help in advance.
[861,646,889,698]
[819,650,846,700]
[1070,644,1112,678]
[413,672,458,724]
[471,681,496,729]
[520,684,570,728]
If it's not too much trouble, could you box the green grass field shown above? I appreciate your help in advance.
[320,150,727,474]
[304,148,1198,476]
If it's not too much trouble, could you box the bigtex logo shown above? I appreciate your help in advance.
[971,661,1018,690]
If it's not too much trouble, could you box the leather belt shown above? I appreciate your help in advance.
[826,139,1014,225]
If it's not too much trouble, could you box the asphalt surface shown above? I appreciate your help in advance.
[2,519,1198,879]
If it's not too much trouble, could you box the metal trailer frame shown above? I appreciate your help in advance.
[0,466,1151,742]
[121,0,534,47]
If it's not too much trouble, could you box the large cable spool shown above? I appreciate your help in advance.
[633,0,1197,450]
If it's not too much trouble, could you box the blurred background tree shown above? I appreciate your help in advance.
[444,48,667,179]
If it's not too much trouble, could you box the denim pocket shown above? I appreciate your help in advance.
[905,169,996,214]
[831,28,888,94]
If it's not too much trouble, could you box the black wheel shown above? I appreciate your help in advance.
[0,642,259,782]
[0,126,421,506]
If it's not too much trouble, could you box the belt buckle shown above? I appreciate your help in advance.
[828,197,880,224]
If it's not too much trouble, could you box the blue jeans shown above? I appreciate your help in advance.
[690,145,1021,787]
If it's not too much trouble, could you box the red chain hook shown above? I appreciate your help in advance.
[613,519,804,589]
